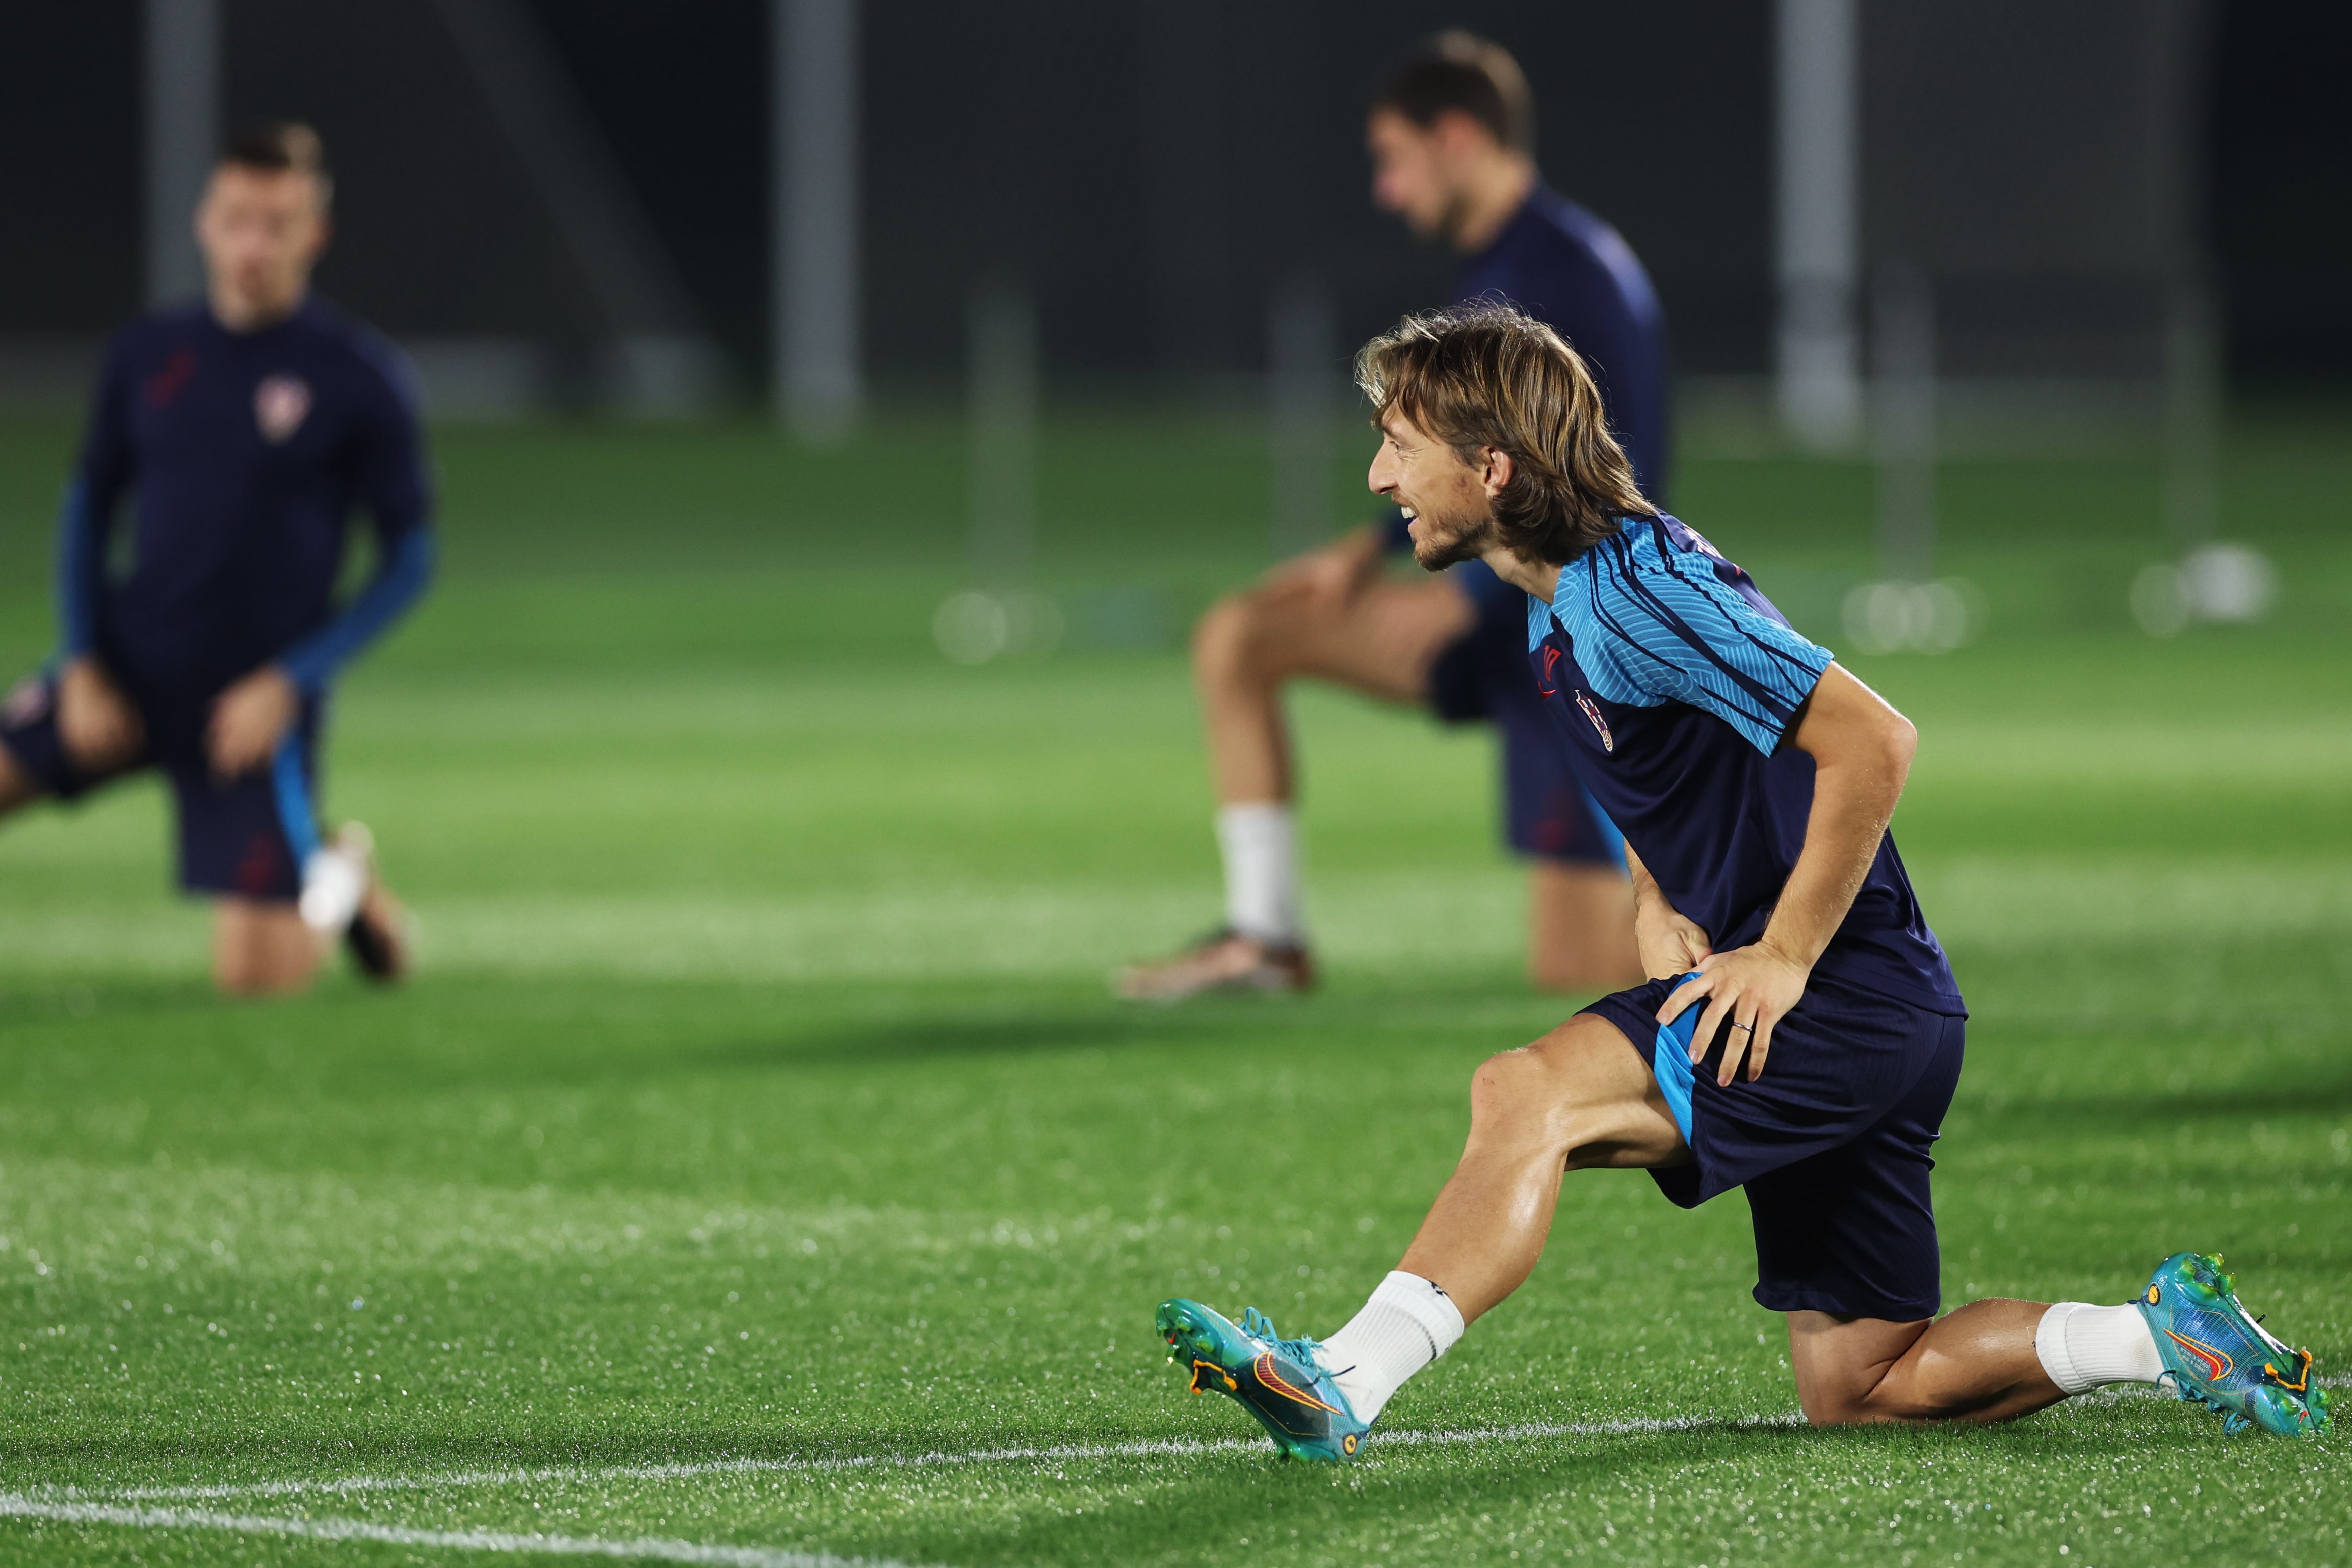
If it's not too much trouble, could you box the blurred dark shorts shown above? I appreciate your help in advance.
[1,667,324,901]
[1426,562,1625,868]
[1583,971,1968,1323]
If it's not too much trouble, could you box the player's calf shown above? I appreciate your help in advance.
[1789,1300,2063,1426]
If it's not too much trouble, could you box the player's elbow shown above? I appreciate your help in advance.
[1878,710,1918,777]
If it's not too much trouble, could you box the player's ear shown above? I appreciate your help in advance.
[1479,447,1516,500]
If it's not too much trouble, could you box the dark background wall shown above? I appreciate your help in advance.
[0,0,2341,388]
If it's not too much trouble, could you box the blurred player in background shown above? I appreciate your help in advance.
[1118,33,1664,1001]
[0,124,432,995]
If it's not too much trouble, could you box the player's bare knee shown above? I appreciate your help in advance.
[1467,1047,1556,1131]
[1190,594,1262,684]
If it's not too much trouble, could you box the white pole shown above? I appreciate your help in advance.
[1775,0,1861,452]
[145,0,219,307]
[774,0,862,440]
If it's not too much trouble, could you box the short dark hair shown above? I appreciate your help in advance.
[221,121,332,203]
[1370,31,1534,156]
[1355,302,1654,566]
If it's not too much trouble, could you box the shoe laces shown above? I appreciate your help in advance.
[1239,1307,1326,1370]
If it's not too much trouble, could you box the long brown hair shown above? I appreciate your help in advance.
[1354,302,1655,565]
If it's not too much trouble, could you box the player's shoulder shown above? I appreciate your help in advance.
[1518,189,1661,319]
[1563,515,1771,618]
[102,301,208,363]
[295,298,423,413]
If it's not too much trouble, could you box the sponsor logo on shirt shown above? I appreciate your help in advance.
[1537,643,1562,698]
[1574,689,1614,752]
[144,347,197,408]
[254,374,312,443]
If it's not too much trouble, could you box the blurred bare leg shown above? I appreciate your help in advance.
[1192,576,1475,805]
[1526,859,1643,993]
[212,899,324,997]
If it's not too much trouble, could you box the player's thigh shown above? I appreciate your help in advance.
[1480,1011,1686,1169]
[211,899,319,995]
[1227,576,1476,706]
[1784,1310,1933,1424]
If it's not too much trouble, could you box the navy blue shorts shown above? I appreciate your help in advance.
[1583,971,1967,1322]
[1,668,326,901]
[1427,563,1624,867]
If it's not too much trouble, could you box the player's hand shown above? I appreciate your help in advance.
[56,656,145,774]
[207,665,299,780]
[1656,939,1810,1087]
[1632,890,1712,980]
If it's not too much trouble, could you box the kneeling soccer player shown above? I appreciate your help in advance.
[1155,303,2329,1458]
[0,124,429,995]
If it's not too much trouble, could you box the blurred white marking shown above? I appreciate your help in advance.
[0,1493,911,1566]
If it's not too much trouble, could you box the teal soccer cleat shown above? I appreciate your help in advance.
[2137,1252,2331,1437]
[1156,1298,1370,1462]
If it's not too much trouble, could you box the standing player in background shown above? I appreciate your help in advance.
[1118,33,1665,1001]
[1153,305,2328,1460]
[0,124,432,995]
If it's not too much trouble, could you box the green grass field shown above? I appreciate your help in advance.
[0,406,2345,1565]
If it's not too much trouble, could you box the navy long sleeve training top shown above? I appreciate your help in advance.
[57,295,435,703]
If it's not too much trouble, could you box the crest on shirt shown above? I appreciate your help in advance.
[1574,689,1614,753]
[254,374,312,443]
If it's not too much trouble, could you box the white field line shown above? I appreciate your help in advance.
[0,1494,919,1567]
[87,1413,1801,1507]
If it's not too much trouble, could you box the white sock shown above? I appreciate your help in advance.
[1216,803,1302,945]
[298,847,367,935]
[2034,1301,2165,1393]
[1314,1271,1465,1422]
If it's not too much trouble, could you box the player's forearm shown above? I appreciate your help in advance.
[53,481,106,658]
[1762,667,1916,970]
[278,528,436,693]
[1761,760,1902,969]
[1625,844,1664,912]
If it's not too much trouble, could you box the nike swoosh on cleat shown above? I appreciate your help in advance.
[2165,1329,2232,1383]
[1252,1354,1344,1415]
